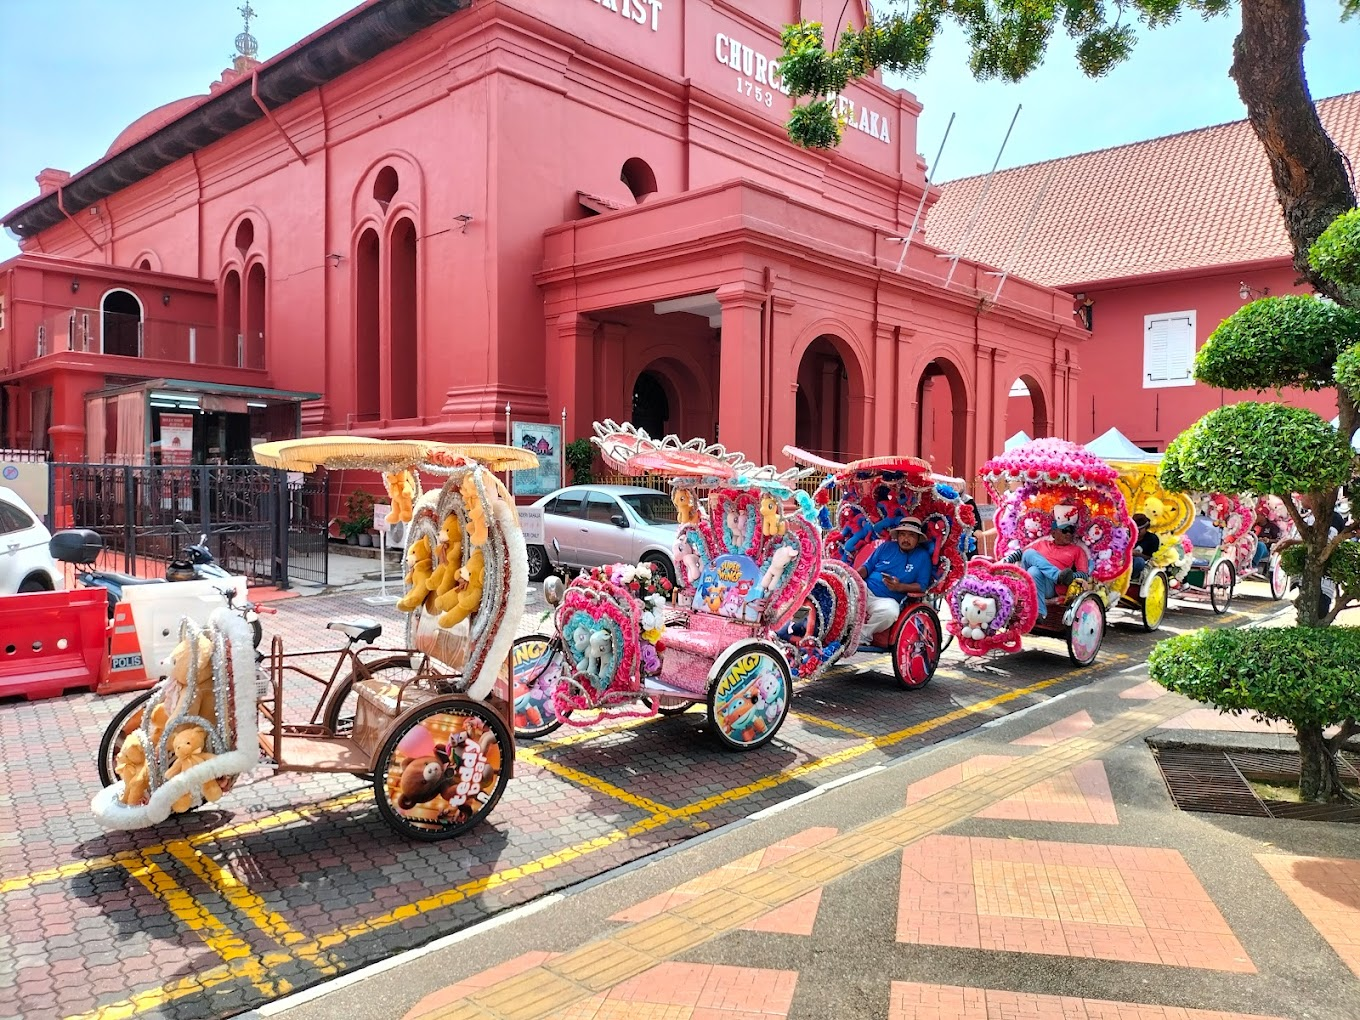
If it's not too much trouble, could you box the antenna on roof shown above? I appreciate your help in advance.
[982,161,1056,304]
[938,103,1021,288]
[890,111,954,274]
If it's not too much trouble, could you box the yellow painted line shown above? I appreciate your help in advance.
[516,749,676,817]
[790,711,874,740]
[166,841,340,976]
[64,953,295,1020]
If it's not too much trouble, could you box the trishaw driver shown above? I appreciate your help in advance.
[1005,506,1091,605]
[860,518,934,635]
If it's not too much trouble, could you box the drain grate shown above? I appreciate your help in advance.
[1152,746,1360,823]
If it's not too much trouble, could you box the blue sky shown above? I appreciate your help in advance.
[1,1,1356,261]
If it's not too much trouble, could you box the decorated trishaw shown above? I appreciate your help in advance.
[777,447,974,689]
[512,421,820,751]
[93,437,537,842]
[948,439,1135,666]
[1106,460,1195,630]
[1167,493,1248,613]
[1252,495,1299,599]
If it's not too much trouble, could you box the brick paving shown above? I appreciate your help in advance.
[0,590,1291,1020]
[886,983,1287,1020]
[1255,854,1360,976]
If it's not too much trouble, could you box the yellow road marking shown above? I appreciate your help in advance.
[516,749,676,817]
[166,841,340,976]
[790,711,874,739]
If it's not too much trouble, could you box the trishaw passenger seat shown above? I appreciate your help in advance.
[327,619,383,643]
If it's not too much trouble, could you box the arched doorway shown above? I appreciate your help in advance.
[794,337,851,460]
[915,359,968,476]
[631,371,670,437]
[1004,374,1049,442]
[101,289,142,358]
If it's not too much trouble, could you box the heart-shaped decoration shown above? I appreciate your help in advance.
[947,558,1039,656]
[553,578,643,717]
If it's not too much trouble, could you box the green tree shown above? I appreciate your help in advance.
[777,0,1357,301]
[1151,209,1360,802]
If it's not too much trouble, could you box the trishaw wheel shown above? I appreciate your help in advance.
[1210,561,1235,614]
[373,698,512,842]
[98,690,154,787]
[1268,553,1287,600]
[1066,596,1105,667]
[511,635,567,739]
[707,645,792,752]
[325,655,419,737]
[892,603,943,690]
[1141,572,1168,632]
[656,696,692,716]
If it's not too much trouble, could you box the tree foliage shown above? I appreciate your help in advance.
[1310,208,1360,291]
[1194,296,1360,392]
[1159,402,1354,496]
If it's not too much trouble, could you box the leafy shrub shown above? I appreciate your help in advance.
[1309,208,1360,290]
[1194,295,1360,392]
[564,439,595,485]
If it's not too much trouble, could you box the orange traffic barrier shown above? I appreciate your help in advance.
[0,589,108,701]
[98,601,157,695]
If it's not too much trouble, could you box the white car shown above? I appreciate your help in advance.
[0,486,63,594]
[527,484,679,583]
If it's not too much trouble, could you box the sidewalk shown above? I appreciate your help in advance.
[262,667,1360,1020]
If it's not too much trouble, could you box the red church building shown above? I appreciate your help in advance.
[0,0,1085,483]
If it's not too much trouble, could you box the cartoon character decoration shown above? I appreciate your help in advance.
[673,486,699,525]
[387,714,503,827]
[382,469,418,525]
[760,492,786,537]
[958,593,999,642]
[947,563,1038,657]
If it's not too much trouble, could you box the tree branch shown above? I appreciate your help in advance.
[1326,718,1359,753]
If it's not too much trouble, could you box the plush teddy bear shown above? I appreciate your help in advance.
[115,732,150,806]
[436,547,484,629]
[162,726,223,814]
[426,514,463,607]
[149,632,216,749]
[959,594,998,641]
[383,469,417,525]
[397,535,435,613]
[759,492,786,537]
[461,475,490,547]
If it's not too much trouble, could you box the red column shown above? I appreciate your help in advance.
[872,324,896,456]
[551,313,596,441]
[768,295,797,463]
[597,323,628,425]
[716,283,765,460]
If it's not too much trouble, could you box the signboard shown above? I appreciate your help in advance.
[510,422,562,498]
[159,414,194,466]
[518,506,544,546]
[0,462,49,517]
[373,504,392,533]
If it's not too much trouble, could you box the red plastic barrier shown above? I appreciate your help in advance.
[0,588,108,701]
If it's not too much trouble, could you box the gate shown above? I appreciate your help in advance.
[47,464,329,588]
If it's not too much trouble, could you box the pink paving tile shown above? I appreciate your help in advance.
[898,835,1253,971]
[1157,708,1294,733]
[402,952,559,1020]
[908,757,1118,825]
[1256,853,1360,977]
[1011,709,1097,746]
[609,962,712,1007]
[1119,680,1166,700]
[888,982,1289,1020]
[696,964,798,1014]
[739,889,823,935]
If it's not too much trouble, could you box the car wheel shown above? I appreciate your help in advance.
[525,544,552,582]
[641,553,676,588]
[18,574,53,593]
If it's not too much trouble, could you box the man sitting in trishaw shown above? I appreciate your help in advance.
[1006,508,1091,606]
[860,518,936,633]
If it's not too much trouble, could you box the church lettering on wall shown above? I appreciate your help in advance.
[585,0,663,31]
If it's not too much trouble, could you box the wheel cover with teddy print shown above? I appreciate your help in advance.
[374,699,512,841]
[708,644,791,751]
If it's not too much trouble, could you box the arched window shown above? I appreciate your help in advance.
[620,158,657,203]
[245,263,266,369]
[101,289,142,358]
[223,270,242,365]
[355,229,381,418]
[373,166,399,210]
[234,218,255,255]
[136,258,151,271]
[389,218,418,419]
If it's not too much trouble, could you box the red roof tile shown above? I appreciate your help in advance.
[925,91,1360,288]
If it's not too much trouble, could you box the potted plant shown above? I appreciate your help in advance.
[340,518,364,546]
[344,489,375,548]
[565,438,595,484]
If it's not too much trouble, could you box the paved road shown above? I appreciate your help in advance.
[0,581,1293,1020]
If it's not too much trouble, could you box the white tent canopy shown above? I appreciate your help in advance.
[1330,417,1360,452]
[1003,430,1032,451]
[1084,427,1162,464]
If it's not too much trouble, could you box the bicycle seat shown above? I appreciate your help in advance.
[327,619,383,643]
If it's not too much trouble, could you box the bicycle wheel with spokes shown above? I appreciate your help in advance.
[323,654,421,736]
[98,690,155,787]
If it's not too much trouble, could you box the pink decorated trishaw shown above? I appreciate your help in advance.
[511,422,820,751]
[948,439,1135,666]
[778,448,974,689]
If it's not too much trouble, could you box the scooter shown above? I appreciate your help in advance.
[49,524,266,647]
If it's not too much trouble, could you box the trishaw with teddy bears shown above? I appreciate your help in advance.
[92,437,538,842]
[511,422,821,751]
[947,439,1136,666]
[776,447,974,689]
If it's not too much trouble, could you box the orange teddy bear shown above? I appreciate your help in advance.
[397,535,435,613]
[383,469,417,525]
[163,726,223,814]
[149,632,216,750]
[425,514,462,606]
[115,732,150,807]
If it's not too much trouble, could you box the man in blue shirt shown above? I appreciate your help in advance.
[860,518,935,636]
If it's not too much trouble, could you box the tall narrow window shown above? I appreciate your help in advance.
[1143,311,1196,388]
[355,229,381,419]
[389,218,418,419]
[101,289,142,358]
[223,270,242,366]
[245,263,266,370]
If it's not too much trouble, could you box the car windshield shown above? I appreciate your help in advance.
[619,493,679,526]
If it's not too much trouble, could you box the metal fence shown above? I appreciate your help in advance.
[47,463,329,588]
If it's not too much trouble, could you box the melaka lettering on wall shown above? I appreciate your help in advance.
[585,0,663,31]
[714,31,891,144]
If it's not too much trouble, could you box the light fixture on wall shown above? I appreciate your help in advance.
[454,213,473,234]
[70,277,80,294]
[1073,292,1093,330]
[162,292,171,306]
[327,253,344,267]
[1239,281,1270,301]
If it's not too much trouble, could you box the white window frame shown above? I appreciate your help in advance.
[1143,310,1196,389]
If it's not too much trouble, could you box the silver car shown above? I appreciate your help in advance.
[527,484,678,583]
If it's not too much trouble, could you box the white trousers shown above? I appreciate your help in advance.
[866,596,902,636]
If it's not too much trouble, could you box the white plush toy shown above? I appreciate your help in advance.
[959,595,998,641]
[585,630,612,676]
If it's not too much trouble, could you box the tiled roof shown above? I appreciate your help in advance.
[925,91,1360,288]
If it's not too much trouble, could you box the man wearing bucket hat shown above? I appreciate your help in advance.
[858,517,935,635]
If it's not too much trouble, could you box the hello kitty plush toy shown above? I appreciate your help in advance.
[959,594,998,641]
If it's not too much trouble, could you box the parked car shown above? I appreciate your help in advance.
[0,486,63,594]
[527,484,679,583]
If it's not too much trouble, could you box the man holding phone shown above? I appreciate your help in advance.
[859,518,935,635]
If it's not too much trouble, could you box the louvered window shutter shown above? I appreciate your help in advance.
[1166,316,1194,383]
[1144,313,1196,388]
[1145,318,1169,384]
